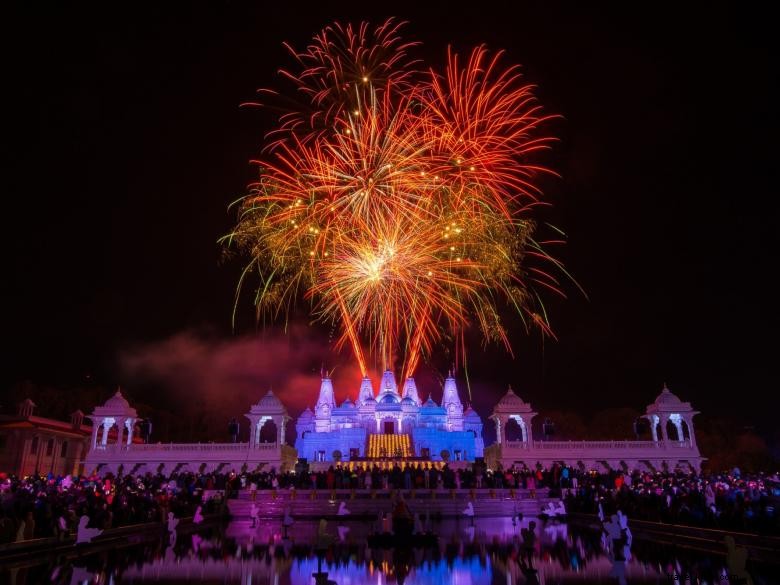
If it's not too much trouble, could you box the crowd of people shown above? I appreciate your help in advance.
[0,471,225,544]
[562,467,780,535]
[1,462,778,543]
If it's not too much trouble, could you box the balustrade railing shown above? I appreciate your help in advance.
[90,441,280,454]
[502,439,691,450]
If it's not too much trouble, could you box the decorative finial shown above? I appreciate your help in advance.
[662,382,669,391]
[508,384,513,393]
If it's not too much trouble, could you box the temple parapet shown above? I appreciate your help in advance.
[84,390,296,475]
[484,384,704,472]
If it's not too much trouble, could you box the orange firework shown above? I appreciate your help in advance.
[224,20,569,383]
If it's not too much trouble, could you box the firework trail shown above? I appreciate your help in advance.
[224,19,571,383]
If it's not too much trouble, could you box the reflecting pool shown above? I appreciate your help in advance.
[3,517,778,584]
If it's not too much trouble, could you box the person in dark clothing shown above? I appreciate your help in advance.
[228,418,239,443]
[521,520,537,566]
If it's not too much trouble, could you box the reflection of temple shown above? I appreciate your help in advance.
[294,371,485,464]
[485,384,704,471]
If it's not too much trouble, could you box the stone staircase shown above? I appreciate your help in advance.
[228,488,550,522]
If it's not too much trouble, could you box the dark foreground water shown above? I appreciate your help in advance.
[3,517,778,584]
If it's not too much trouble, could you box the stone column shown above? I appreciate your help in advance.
[685,416,697,447]
[674,419,684,443]
[90,423,99,450]
[276,417,283,445]
[494,417,502,445]
[101,421,111,446]
[72,441,84,476]
[280,417,286,446]
[116,417,126,449]
[49,438,58,474]
[660,416,669,442]
[519,417,528,443]
[35,436,44,473]
[125,419,134,445]
[649,416,658,442]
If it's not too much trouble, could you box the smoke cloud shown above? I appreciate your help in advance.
[118,326,365,441]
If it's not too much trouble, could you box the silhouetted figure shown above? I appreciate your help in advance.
[521,520,537,566]
[617,510,632,561]
[462,501,475,526]
[140,419,152,443]
[228,418,239,443]
[167,512,179,546]
[282,505,294,539]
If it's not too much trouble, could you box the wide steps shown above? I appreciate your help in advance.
[228,489,550,519]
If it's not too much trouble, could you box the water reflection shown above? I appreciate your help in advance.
[3,517,777,584]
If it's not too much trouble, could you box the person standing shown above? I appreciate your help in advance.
[228,418,239,443]
[521,521,537,566]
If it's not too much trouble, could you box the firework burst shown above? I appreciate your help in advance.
[224,20,570,383]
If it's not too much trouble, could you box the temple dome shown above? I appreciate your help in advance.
[496,386,527,409]
[379,393,400,405]
[104,390,130,410]
[401,396,416,410]
[654,385,683,406]
[421,396,439,409]
[298,407,314,421]
[464,406,481,421]
[257,390,284,409]
[341,397,356,409]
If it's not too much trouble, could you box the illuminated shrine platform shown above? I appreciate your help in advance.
[296,371,484,464]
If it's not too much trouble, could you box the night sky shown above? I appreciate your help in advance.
[4,3,778,435]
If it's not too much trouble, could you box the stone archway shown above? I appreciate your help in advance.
[381,418,396,435]
[665,419,680,441]
[680,419,691,441]
[259,418,279,443]
[505,418,524,442]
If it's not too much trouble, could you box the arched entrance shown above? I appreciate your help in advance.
[383,419,395,435]
[504,417,526,442]
[259,419,278,443]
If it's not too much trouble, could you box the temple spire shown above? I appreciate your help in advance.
[357,376,374,405]
[402,377,421,406]
[316,374,335,409]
